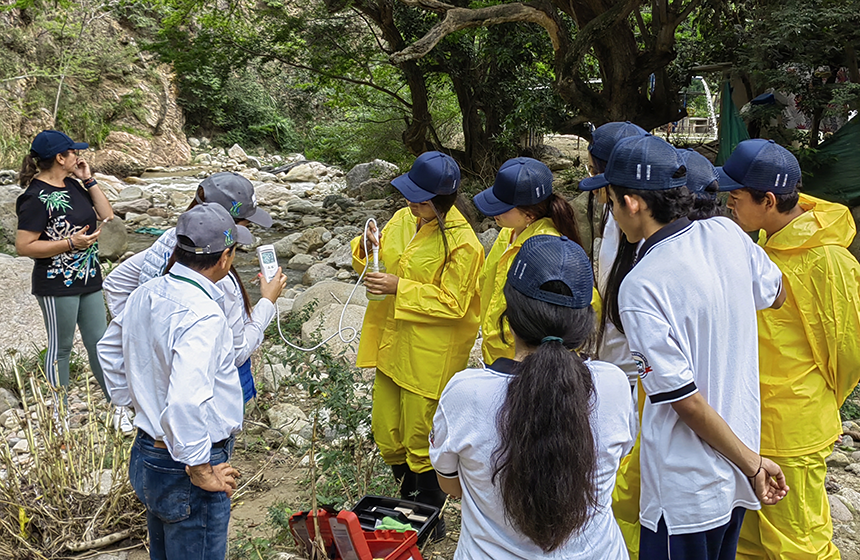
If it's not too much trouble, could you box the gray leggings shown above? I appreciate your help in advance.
[36,291,108,400]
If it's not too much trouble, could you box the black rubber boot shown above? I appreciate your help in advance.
[390,463,416,500]
[414,469,448,543]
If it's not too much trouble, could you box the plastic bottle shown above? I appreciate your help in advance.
[366,248,387,301]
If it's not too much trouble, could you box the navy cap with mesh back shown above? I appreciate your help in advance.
[588,121,647,162]
[677,148,718,193]
[473,157,554,216]
[579,134,686,192]
[507,235,593,309]
[198,172,273,227]
[715,139,801,194]
[30,130,88,160]
[391,151,460,203]
[176,203,254,255]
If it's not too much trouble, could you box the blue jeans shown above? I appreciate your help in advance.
[129,431,235,560]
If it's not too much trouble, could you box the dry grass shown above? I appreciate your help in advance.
[0,356,145,559]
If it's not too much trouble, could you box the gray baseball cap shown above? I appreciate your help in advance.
[198,172,273,228]
[176,203,254,254]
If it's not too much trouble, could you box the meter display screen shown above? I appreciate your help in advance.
[261,252,276,265]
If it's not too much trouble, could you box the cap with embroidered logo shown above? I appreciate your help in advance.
[580,134,686,192]
[588,121,647,162]
[676,148,718,193]
[391,151,460,203]
[506,235,593,309]
[30,130,88,160]
[198,172,273,228]
[715,139,801,194]
[473,157,553,217]
[176,203,254,254]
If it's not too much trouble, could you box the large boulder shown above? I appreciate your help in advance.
[346,160,399,192]
[287,254,314,271]
[327,244,354,269]
[273,233,303,259]
[349,178,396,200]
[112,198,151,216]
[97,216,128,261]
[293,280,369,312]
[292,227,332,255]
[228,144,248,163]
[90,127,191,178]
[255,183,293,206]
[0,255,47,353]
[303,263,336,285]
[0,185,23,246]
[285,163,322,184]
[287,199,320,215]
[301,303,366,358]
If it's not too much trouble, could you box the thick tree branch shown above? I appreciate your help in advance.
[390,1,560,64]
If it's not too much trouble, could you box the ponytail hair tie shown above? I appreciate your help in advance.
[540,336,564,345]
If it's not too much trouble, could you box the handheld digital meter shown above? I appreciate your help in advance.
[256,244,279,282]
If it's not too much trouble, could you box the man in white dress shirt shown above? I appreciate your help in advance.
[98,203,254,560]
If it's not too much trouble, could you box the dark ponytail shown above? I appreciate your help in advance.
[19,152,61,187]
[429,192,473,269]
[518,193,583,248]
[688,182,722,221]
[493,282,597,552]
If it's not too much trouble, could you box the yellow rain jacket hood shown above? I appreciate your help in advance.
[351,206,484,400]
[757,194,860,456]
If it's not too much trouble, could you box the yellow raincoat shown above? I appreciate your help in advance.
[352,206,484,399]
[480,218,601,365]
[738,194,860,560]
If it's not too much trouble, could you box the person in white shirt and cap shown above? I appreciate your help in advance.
[98,203,253,560]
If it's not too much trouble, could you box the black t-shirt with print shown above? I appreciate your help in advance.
[16,178,103,296]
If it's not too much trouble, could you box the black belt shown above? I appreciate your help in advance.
[137,429,229,449]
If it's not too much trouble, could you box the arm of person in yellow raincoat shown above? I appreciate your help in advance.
[818,249,860,406]
[395,243,484,323]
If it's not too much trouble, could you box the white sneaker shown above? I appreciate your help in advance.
[112,406,135,434]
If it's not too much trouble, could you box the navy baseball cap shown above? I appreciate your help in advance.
[507,235,593,309]
[176,203,254,254]
[198,172,273,227]
[580,134,686,192]
[589,121,647,162]
[30,130,88,160]
[391,151,460,203]
[473,157,553,216]
[716,139,801,194]
[676,149,717,193]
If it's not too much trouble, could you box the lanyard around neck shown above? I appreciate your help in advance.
[168,273,213,300]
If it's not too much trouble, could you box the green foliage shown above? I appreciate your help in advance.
[842,386,860,422]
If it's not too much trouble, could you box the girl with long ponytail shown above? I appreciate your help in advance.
[430,235,634,558]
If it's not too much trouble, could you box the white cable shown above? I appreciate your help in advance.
[272,217,378,353]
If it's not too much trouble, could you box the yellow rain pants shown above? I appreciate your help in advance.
[736,446,839,560]
[612,382,646,560]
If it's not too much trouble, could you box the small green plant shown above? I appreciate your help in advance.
[841,386,860,422]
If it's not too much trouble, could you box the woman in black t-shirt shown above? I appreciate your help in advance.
[15,130,114,410]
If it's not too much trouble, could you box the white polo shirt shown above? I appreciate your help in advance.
[98,263,243,466]
[619,216,782,535]
[430,359,634,559]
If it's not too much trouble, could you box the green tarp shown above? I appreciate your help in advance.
[716,81,750,166]
[803,116,860,207]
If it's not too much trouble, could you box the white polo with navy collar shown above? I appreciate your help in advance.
[98,262,243,466]
[619,216,782,535]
